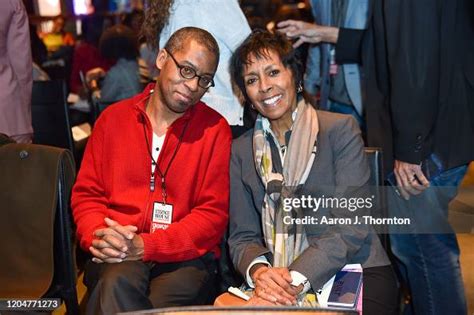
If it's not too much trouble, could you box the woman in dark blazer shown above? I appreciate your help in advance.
[228,30,397,314]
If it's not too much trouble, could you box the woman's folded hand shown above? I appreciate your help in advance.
[252,266,300,306]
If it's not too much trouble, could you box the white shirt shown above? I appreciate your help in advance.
[151,132,166,173]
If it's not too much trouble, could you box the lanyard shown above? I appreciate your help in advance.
[142,115,190,204]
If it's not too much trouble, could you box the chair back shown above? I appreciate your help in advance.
[32,80,74,153]
[364,147,389,249]
[364,147,384,187]
[0,143,79,314]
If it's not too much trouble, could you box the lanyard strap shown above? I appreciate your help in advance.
[142,116,190,204]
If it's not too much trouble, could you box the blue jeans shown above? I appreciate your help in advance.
[389,165,468,315]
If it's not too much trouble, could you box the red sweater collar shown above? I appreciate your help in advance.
[133,83,196,129]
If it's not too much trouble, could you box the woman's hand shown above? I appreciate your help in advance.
[251,266,299,305]
[277,20,339,47]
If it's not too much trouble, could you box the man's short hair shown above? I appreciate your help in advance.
[164,27,220,63]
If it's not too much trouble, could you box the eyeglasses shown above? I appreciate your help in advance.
[165,49,215,89]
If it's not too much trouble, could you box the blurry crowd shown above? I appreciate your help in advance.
[21,1,316,131]
[25,1,314,123]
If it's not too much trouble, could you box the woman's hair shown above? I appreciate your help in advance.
[140,0,174,50]
[230,30,303,101]
[99,24,139,60]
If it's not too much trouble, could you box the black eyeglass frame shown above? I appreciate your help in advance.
[164,49,215,89]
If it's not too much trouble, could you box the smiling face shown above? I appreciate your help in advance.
[243,49,297,126]
[155,39,218,114]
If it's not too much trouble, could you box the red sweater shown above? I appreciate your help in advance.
[72,84,231,262]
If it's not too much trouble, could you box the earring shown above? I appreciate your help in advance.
[296,82,303,93]
[251,103,255,110]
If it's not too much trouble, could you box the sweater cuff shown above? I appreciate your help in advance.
[141,232,158,261]
[79,223,106,252]
[335,28,364,64]
[393,132,428,165]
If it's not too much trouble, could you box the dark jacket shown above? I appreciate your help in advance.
[228,111,390,290]
[336,0,474,175]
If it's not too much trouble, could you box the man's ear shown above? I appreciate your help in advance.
[155,49,167,71]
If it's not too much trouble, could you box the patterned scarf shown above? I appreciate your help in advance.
[253,98,319,267]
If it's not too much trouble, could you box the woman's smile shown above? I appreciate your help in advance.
[262,94,283,107]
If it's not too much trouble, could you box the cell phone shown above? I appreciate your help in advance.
[386,153,443,187]
[327,270,363,308]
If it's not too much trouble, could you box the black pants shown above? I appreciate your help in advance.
[83,254,216,315]
[363,265,399,315]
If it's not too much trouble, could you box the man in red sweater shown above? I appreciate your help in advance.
[72,27,232,314]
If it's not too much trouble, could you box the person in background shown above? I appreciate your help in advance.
[30,25,48,65]
[30,25,50,81]
[87,24,142,110]
[141,0,251,137]
[228,30,397,314]
[72,27,231,314]
[42,16,75,52]
[240,0,281,30]
[278,0,474,313]
[0,0,33,143]
[123,9,157,84]
[69,15,114,94]
[123,8,144,35]
[139,39,160,83]
[303,0,368,131]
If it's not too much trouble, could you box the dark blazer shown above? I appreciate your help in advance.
[336,0,474,175]
[228,111,390,290]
